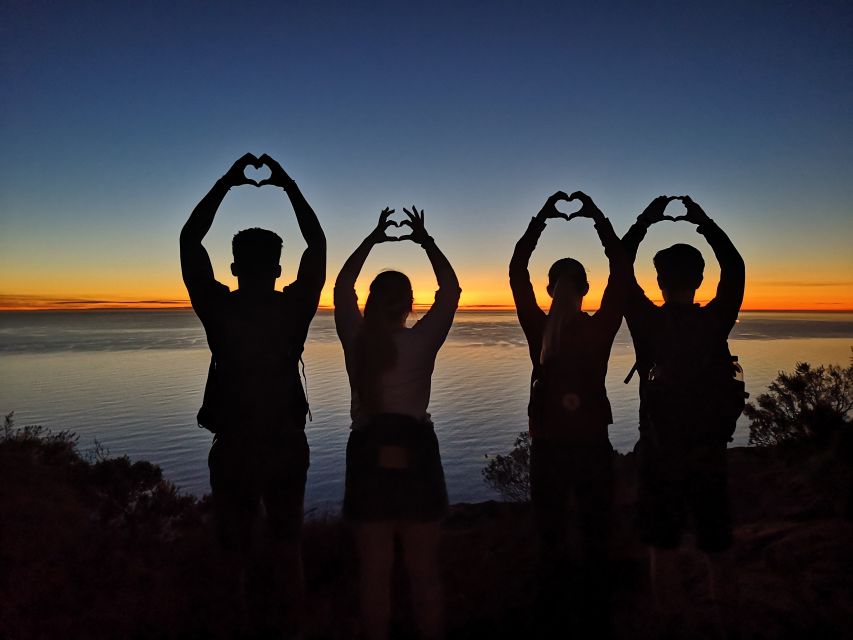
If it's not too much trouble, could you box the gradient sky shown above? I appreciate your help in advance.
[2,0,852,310]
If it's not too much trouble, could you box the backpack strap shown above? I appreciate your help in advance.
[299,355,313,423]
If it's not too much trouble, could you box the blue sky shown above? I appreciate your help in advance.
[2,0,852,308]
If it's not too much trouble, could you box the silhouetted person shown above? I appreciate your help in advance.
[180,153,325,637]
[622,195,746,634]
[334,206,460,640]
[509,191,630,636]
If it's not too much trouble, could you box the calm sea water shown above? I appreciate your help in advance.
[1,310,851,513]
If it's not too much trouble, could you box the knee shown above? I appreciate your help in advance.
[405,549,439,582]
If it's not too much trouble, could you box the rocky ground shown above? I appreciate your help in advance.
[1,428,851,639]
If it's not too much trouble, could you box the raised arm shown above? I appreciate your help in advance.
[399,206,461,343]
[621,195,678,317]
[509,191,571,342]
[180,154,260,297]
[333,208,398,343]
[677,196,745,327]
[566,191,632,333]
[399,206,459,291]
[257,154,326,297]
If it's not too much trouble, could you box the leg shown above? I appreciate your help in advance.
[354,522,396,640]
[691,443,738,635]
[209,439,259,634]
[529,439,572,636]
[706,548,739,629]
[530,439,571,579]
[649,546,684,614]
[574,444,615,636]
[268,537,304,639]
[637,438,686,617]
[399,520,444,640]
[262,434,310,639]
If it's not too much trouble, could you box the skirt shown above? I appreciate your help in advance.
[343,413,449,522]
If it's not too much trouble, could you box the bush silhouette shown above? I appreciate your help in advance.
[745,352,853,447]
[482,432,530,502]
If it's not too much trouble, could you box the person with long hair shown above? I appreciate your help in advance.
[509,190,631,636]
[334,206,460,640]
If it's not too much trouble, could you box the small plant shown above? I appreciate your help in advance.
[2,411,78,448]
[85,438,111,464]
[745,353,853,447]
[482,431,530,502]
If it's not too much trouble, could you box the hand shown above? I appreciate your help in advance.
[637,195,678,226]
[221,153,262,188]
[368,207,399,244]
[672,195,712,225]
[399,205,432,245]
[535,191,571,222]
[567,190,604,222]
[256,153,295,188]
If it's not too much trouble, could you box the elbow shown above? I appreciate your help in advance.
[333,274,349,292]
[508,267,527,286]
[508,254,525,279]
[729,254,746,279]
[721,262,745,291]
[333,267,357,293]
[311,232,327,254]
[179,226,198,248]
[439,269,460,291]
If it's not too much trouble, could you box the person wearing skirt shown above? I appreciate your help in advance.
[334,205,460,640]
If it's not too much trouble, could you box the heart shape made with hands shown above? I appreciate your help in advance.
[555,199,584,219]
[660,195,690,221]
[383,219,406,240]
[242,163,272,186]
[376,208,425,241]
[377,215,413,241]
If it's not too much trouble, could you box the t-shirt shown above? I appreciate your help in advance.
[334,283,460,427]
[187,277,321,436]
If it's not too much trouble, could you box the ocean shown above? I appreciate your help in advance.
[1,309,851,514]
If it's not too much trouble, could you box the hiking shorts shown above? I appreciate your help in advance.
[208,430,309,550]
[637,436,732,553]
[343,414,448,523]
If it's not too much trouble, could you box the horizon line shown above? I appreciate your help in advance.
[1,303,852,313]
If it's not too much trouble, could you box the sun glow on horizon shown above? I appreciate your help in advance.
[3,277,853,313]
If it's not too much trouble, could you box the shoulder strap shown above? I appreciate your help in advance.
[299,355,312,422]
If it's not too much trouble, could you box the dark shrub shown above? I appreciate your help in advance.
[482,432,530,502]
[745,356,853,447]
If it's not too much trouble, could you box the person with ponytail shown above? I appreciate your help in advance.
[509,190,631,637]
[334,205,460,640]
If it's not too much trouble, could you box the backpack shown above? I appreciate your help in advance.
[196,352,312,435]
[641,307,747,445]
[196,356,224,434]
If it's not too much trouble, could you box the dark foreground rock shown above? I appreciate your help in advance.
[1,431,851,639]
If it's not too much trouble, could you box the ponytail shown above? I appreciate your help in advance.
[355,271,413,415]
